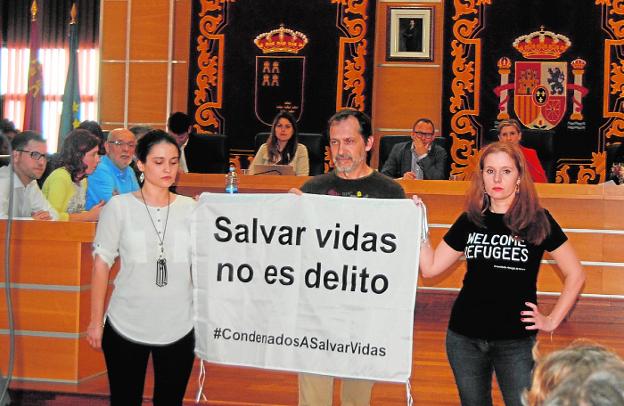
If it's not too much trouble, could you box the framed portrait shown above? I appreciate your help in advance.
[386,7,434,61]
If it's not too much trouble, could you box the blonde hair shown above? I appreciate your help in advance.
[497,119,522,134]
[524,340,623,406]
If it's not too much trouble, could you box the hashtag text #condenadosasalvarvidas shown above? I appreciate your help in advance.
[213,328,386,357]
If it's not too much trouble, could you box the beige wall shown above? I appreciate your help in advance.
[99,0,191,131]
[99,0,444,161]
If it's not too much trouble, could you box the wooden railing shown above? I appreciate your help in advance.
[178,174,624,296]
[1,175,622,383]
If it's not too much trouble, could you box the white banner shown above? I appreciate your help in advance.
[192,193,421,382]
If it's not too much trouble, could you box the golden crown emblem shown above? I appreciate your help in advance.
[254,24,308,54]
[512,27,571,60]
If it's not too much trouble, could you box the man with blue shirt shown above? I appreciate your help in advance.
[86,128,139,209]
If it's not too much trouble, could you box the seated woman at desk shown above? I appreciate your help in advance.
[497,119,547,183]
[43,129,103,221]
[249,111,309,175]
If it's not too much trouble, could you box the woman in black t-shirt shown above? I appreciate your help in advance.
[416,142,585,406]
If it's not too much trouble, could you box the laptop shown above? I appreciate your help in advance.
[252,164,295,176]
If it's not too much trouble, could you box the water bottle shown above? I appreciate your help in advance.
[225,165,238,194]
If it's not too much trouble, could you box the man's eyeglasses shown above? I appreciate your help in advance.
[108,140,137,149]
[17,150,47,161]
[413,131,435,139]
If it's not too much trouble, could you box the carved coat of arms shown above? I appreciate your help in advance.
[254,25,308,125]
[494,27,588,130]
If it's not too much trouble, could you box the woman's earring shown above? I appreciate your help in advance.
[139,172,145,183]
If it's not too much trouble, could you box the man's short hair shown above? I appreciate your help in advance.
[167,112,192,135]
[328,109,372,143]
[77,120,106,154]
[413,118,435,131]
[0,119,17,135]
[12,131,45,151]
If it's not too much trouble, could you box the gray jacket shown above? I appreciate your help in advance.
[380,141,448,180]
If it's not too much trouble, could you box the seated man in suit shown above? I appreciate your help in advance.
[0,131,58,220]
[497,119,547,183]
[381,118,448,180]
[167,112,193,173]
[86,128,140,210]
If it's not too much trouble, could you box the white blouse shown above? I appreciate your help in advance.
[93,193,196,344]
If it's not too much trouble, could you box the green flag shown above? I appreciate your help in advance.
[58,5,80,150]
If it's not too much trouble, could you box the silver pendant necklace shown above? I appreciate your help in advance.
[140,188,170,287]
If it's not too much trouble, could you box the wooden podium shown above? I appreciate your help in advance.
[0,221,106,383]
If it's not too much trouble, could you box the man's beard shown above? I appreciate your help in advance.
[333,153,365,174]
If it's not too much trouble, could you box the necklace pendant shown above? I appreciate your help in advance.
[156,258,168,287]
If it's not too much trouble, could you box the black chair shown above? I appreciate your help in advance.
[487,129,555,182]
[378,135,450,178]
[185,133,229,174]
[254,132,326,175]
[378,135,411,171]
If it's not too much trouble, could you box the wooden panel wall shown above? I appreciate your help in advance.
[99,0,191,131]
[371,0,445,167]
[98,1,445,161]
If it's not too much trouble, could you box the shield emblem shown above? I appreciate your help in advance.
[255,56,305,125]
[514,61,567,130]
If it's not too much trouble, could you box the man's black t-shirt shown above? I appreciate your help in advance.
[443,209,567,340]
[300,170,405,199]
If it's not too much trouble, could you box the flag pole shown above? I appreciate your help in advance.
[58,3,81,150]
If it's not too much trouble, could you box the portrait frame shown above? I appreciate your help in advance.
[386,7,434,61]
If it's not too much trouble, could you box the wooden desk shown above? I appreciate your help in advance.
[0,221,105,383]
[178,174,624,296]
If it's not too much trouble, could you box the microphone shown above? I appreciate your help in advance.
[253,169,283,176]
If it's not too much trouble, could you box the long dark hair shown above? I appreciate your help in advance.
[77,120,106,155]
[267,111,298,164]
[60,129,100,182]
[465,142,550,245]
[136,129,180,163]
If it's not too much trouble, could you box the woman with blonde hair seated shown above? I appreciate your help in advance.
[249,111,309,175]
[43,129,104,221]
[497,119,547,183]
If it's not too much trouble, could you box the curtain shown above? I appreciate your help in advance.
[1,0,100,150]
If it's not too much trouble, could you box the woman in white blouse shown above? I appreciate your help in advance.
[87,129,196,405]
[249,110,309,175]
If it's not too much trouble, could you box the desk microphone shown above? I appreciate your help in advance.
[253,169,283,176]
